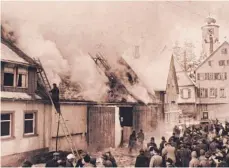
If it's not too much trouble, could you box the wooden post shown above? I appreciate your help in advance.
[56,113,61,152]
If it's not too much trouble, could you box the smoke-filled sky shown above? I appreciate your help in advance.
[1,1,229,101]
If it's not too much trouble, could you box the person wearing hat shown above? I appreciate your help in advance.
[101,153,113,167]
[135,149,149,167]
[82,154,94,167]
[176,143,191,167]
[106,151,117,167]
[21,160,33,167]
[159,136,167,154]
[149,148,162,167]
[45,152,60,167]
[66,153,75,167]
[147,137,157,150]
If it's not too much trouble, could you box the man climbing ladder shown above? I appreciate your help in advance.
[50,83,61,113]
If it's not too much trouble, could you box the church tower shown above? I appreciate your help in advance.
[201,17,220,59]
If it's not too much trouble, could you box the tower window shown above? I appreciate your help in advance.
[219,60,225,66]
[221,48,228,54]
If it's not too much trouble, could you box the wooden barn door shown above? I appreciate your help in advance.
[87,106,115,150]
[133,105,158,133]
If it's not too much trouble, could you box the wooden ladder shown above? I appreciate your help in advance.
[34,58,80,159]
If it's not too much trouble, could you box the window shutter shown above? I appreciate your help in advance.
[225,73,227,80]
[180,89,183,98]
[188,89,191,98]
[197,88,200,98]
[214,73,217,80]
[215,88,217,98]
[205,88,208,98]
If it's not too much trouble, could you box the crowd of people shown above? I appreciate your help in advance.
[134,119,229,167]
[21,119,229,167]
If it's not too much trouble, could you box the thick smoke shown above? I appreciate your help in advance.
[1,2,177,103]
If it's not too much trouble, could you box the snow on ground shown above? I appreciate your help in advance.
[33,147,138,167]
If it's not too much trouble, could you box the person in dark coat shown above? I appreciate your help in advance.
[159,136,167,154]
[50,83,60,102]
[102,154,113,167]
[45,152,60,167]
[147,137,157,150]
[50,83,60,113]
[135,149,149,167]
[197,139,208,152]
[176,144,191,167]
[107,151,117,167]
[21,160,33,167]
[129,131,137,153]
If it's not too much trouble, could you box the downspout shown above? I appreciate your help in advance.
[161,91,165,121]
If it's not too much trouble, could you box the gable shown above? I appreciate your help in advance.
[195,41,229,72]
[1,37,39,67]
[1,43,30,65]
[174,58,196,86]
[166,55,179,94]
[150,47,174,91]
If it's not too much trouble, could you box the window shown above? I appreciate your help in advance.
[209,73,214,80]
[219,60,225,66]
[1,113,13,137]
[3,67,14,86]
[181,88,191,99]
[208,61,212,66]
[17,68,27,88]
[200,88,208,98]
[203,112,208,119]
[3,65,28,88]
[220,88,226,98]
[221,48,228,54]
[227,60,229,66]
[24,112,36,135]
[209,88,217,98]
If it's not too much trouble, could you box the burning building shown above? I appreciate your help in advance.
[1,26,162,166]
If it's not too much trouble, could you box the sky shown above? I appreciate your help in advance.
[2,1,229,59]
[1,1,229,101]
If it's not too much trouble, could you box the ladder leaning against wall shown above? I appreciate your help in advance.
[34,58,80,159]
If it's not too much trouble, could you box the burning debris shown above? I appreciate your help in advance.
[59,75,84,100]
[1,21,155,104]
[1,21,17,44]
[89,52,145,103]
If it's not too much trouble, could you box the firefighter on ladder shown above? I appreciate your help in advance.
[50,83,60,113]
